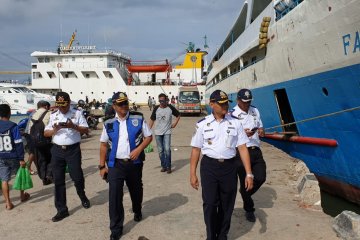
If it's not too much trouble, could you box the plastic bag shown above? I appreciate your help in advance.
[144,143,154,153]
[13,167,33,190]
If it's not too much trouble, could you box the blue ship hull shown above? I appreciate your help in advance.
[206,63,360,204]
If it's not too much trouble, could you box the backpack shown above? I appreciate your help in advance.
[30,110,51,147]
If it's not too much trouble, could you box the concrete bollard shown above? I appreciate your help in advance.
[333,211,360,240]
[297,173,321,208]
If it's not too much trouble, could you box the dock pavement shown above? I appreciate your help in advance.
[0,109,339,239]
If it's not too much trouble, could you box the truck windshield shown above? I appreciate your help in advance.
[179,91,200,103]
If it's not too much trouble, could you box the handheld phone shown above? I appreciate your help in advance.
[58,122,67,126]
[103,172,108,183]
[250,127,259,132]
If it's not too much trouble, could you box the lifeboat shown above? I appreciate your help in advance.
[126,64,171,73]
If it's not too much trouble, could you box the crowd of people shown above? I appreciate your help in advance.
[0,88,266,240]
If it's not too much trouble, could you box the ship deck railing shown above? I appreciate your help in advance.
[275,0,304,21]
[206,58,262,90]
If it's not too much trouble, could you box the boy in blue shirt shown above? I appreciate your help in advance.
[0,104,30,210]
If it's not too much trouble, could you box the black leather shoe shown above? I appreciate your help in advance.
[81,198,91,209]
[110,233,122,240]
[245,212,256,222]
[134,213,142,222]
[52,211,69,222]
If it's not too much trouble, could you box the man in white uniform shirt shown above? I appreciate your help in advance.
[230,88,266,222]
[44,92,90,222]
[190,90,253,240]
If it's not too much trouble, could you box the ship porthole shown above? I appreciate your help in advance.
[322,87,329,96]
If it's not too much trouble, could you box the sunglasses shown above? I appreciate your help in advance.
[114,100,129,107]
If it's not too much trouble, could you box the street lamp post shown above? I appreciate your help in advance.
[57,63,61,91]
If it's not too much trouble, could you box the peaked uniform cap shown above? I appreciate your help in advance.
[55,92,70,107]
[237,89,253,102]
[210,90,232,104]
[112,92,128,103]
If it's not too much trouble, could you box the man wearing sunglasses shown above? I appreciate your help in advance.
[190,90,253,240]
[99,92,152,240]
[149,93,180,174]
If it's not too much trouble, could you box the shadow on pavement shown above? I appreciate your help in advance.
[229,186,276,239]
[123,193,188,234]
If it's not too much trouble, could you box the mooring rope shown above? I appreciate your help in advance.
[265,105,360,131]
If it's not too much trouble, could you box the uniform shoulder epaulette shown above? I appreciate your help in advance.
[130,111,143,116]
[129,111,144,119]
[104,118,116,125]
[51,110,58,114]
[230,114,239,119]
[250,105,257,108]
[197,117,206,123]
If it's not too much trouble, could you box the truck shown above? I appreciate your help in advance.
[177,86,201,115]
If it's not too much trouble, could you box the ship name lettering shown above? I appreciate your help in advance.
[342,31,360,55]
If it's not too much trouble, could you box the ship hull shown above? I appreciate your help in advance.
[205,0,360,204]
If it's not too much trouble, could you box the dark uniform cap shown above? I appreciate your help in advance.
[237,89,253,102]
[112,92,128,103]
[55,91,70,107]
[210,90,232,104]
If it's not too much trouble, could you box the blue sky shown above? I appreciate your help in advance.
[0,0,242,81]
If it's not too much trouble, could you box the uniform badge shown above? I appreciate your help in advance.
[207,123,210,127]
[208,140,212,145]
[132,119,139,127]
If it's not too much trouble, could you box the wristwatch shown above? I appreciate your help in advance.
[98,165,106,170]
[246,173,254,179]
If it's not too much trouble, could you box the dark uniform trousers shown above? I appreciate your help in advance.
[200,155,238,240]
[51,143,86,213]
[237,147,266,212]
[34,144,53,181]
[108,159,143,236]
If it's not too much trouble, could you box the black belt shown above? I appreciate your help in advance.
[248,146,260,150]
[54,143,80,150]
[204,155,235,163]
[115,158,131,164]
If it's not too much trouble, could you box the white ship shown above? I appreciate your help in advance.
[205,0,360,205]
[30,32,207,104]
[0,82,54,115]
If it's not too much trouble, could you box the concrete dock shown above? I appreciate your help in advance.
[0,109,339,239]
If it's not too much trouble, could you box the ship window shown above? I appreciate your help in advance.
[91,92,94,94]
[251,56,257,63]
[322,87,329,96]
[70,92,72,94]
[102,92,104,94]
[81,92,83,94]
[85,74,90,78]
[135,92,137,94]
[8,90,12,93]
[169,92,171,94]
[14,100,19,103]
[45,57,50,63]
[72,57,75,62]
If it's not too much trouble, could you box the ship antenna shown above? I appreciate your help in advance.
[204,35,209,49]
